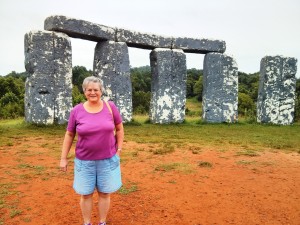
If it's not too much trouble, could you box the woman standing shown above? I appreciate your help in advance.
[60,76,124,225]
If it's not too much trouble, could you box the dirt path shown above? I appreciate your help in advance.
[1,138,300,225]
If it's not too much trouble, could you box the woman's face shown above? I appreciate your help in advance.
[84,82,102,103]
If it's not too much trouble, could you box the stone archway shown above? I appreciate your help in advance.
[24,15,240,124]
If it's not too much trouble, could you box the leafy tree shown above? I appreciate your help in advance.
[296,79,300,93]
[130,66,151,93]
[72,85,86,106]
[0,91,24,119]
[295,79,300,121]
[186,68,202,98]
[70,66,93,106]
[0,75,25,119]
[237,72,259,118]
[6,71,29,81]
[238,72,259,101]
[0,102,23,119]
[0,66,298,121]
[72,66,92,93]
[194,76,203,101]
[238,92,255,117]
[0,92,19,105]
[0,76,24,100]
[132,91,151,114]
[130,66,152,114]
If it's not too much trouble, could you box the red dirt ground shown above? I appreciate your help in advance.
[1,137,300,225]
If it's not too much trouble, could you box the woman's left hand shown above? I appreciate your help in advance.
[116,148,121,157]
[60,158,68,172]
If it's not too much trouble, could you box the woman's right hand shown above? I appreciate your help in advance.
[60,158,68,172]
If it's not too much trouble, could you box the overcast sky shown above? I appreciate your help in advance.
[0,0,299,77]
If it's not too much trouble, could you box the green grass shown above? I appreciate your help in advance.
[155,162,193,173]
[236,150,260,157]
[123,116,300,153]
[236,160,257,165]
[10,209,22,218]
[1,118,300,153]
[198,161,213,168]
[185,98,202,117]
[189,146,202,154]
[151,144,175,155]
[17,164,46,175]
[0,183,16,211]
[118,184,138,195]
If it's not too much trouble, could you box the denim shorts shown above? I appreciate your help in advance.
[73,154,122,195]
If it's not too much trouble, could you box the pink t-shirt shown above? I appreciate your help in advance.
[67,101,123,160]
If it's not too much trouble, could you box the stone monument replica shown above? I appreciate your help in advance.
[25,15,231,124]
[24,15,297,125]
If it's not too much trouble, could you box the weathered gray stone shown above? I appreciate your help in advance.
[24,30,72,125]
[93,41,132,122]
[116,28,173,49]
[257,55,297,125]
[202,53,238,123]
[173,37,226,54]
[150,48,187,124]
[26,15,233,125]
[44,15,226,53]
[44,15,115,42]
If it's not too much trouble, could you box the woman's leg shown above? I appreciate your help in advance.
[98,192,111,223]
[80,193,94,224]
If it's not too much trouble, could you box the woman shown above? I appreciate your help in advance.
[60,76,124,225]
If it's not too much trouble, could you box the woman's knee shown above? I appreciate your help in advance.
[98,192,110,198]
[81,193,93,199]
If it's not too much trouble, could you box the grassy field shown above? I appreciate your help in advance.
[1,116,300,154]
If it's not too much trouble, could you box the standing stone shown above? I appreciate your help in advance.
[93,41,132,122]
[24,30,72,125]
[202,53,238,123]
[150,48,187,124]
[257,56,297,125]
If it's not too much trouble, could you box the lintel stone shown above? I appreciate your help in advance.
[116,28,173,49]
[44,15,115,42]
[173,37,226,54]
[44,15,226,53]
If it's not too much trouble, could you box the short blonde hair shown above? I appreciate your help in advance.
[82,76,105,93]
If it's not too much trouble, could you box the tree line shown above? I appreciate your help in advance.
[1,66,299,121]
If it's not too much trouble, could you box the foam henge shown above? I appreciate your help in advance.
[24,15,297,125]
